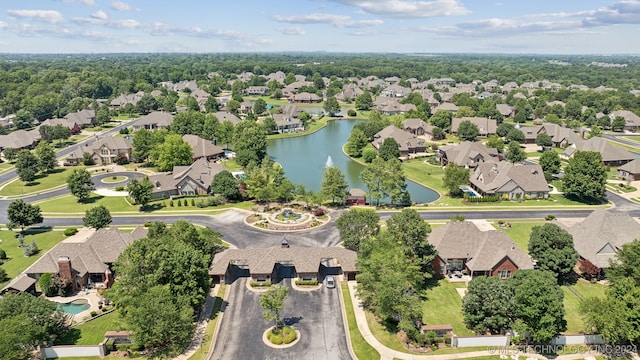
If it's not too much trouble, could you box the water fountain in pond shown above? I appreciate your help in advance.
[325,155,334,168]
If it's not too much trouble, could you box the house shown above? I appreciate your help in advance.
[373,98,416,115]
[148,158,227,199]
[609,110,640,132]
[22,227,148,291]
[291,92,322,103]
[564,209,640,271]
[0,129,41,151]
[182,134,225,161]
[40,118,81,134]
[239,102,254,115]
[110,92,144,108]
[562,137,635,166]
[539,123,582,148]
[272,114,304,133]
[450,117,497,137]
[372,125,426,157]
[469,161,549,200]
[496,104,515,118]
[208,246,357,284]
[64,109,96,128]
[66,137,132,166]
[518,125,543,144]
[133,111,174,130]
[380,84,411,97]
[0,274,37,295]
[616,158,640,181]
[246,86,270,96]
[346,188,367,206]
[335,83,363,102]
[437,141,500,168]
[434,102,459,114]
[215,111,241,126]
[403,118,434,138]
[429,221,533,279]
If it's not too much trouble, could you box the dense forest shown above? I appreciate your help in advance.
[1,53,639,119]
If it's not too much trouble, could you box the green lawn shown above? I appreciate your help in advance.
[401,159,447,196]
[562,279,607,334]
[188,285,228,360]
[422,279,474,336]
[0,167,82,196]
[219,158,243,171]
[56,310,128,345]
[0,229,66,289]
[619,136,640,144]
[605,138,640,154]
[496,221,545,253]
[101,176,128,184]
[341,283,381,360]
[36,194,136,213]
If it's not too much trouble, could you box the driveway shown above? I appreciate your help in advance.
[211,278,350,360]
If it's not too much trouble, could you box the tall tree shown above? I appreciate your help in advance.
[127,176,153,208]
[535,133,553,148]
[320,166,349,205]
[34,141,56,173]
[506,128,525,143]
[539,150,561,179]
[563,151,607,200]
[485,134,504,152]
[378,137,401,161]
[354,90,373,110]
[505,141,527,163]
[260,285,290,330]
[345,128,369,157]
[152,133,194,172]
[83,205,112,229]
[132,128,154,163]
[606,239,640,286]
[611,116,626,132]
[336,208,380,251]
[509,270,566,344]
[462,276,513,335]
[457,120,479,141]
[15,150,39,183]
[429,110,452,130]
[442,163,469,197]
[67,168,94,202]
[253,98,267,115]
[7,200,43,233]
[211,170,241,200]
[323,96,341,116]
[233,120,267,167]
[386,209,435,275]
[528,223,579,282]
[3,147,18,162]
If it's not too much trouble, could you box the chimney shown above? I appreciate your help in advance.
[58,256,73,282]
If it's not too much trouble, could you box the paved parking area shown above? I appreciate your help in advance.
[211,278,349,360]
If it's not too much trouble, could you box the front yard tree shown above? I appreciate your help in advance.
[606,239,640,286]
[127,176,153,208]
[67,168,94,202]
[528,223,578,282]
[253,98,267,115]
[535,133,553,149]
[355,90,373,110]
[386,209,435,275]
[539,150,561,178]
[505,141,526,163]
[34,141,56,173]
[336,208,380,251]
[457,120,479,141]
[345,128,369,157]
[611,116,626,132]
[462,276,513,334]
[563,151,607,200]
[132,128,154,163]
[3,147,18,162]
[15,150,39,183]
[233,120,268,167]
[83,205,112,229]
[442,163,469,197]
[323,96,341,116]
[152,134,194,172]
[429,110,452,130]
[506,128,525,143]
[509,270,566,343]
[7,200,43,233]
[320,166,348,205]
[485,134,504,152]
[211,170,241,201]
[378,137,401,161]
[52,124,71,145]
[260,285,289,331]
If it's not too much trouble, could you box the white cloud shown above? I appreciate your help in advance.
[91,11,108,20]
[6,10,65,24]
[110,0,133,12]
[329,0,470,18]
[272,13,382,28]
[278,26,306,36]
[0,21,8,29]
[57,0,96,5]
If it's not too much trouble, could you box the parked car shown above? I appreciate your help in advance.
[326,275,336,289]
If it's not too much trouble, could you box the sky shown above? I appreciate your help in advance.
[0,0,639,54]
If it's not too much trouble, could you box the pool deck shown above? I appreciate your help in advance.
[48,288,104,323]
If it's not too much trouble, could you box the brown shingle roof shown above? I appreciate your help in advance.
[618,158,640,174]
[1,274,36,293]
[182,134,224,160]
[439,141,499,168]
[451,117,497,135]
[372,125,424,153]
[563,136,635,163]
[209,246,357,276]
[135,111,174,128]
[470,161,549,195]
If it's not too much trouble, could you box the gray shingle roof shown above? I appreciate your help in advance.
[372,125,424,152]
[209,246,357,276]
[451,117,497,135]
[563,136,635,163]
[428,221,533,272]
[471,161,549,194]
[182,134,225,160]
[617,158,640,174]
[135,111,174,128]
[1,274,36,293]
[439,141,499,168]
[566,209,640,268]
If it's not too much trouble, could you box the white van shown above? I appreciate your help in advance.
[326,276,336,289]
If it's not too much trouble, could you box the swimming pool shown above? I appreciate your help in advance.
[463,189,478,198]
[57,299,90,315]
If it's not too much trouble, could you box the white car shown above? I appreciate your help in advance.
[326,276,336,289]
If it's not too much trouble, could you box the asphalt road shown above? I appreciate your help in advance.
[602,133,640,149]
[211,278,349,360]
[0,120,132,185]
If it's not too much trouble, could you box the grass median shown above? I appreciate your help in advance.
[341,282,380,360]
[188,285,228,360]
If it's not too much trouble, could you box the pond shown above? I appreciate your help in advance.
[267,119,439,204]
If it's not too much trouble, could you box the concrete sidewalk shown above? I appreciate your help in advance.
[175,285,220,360]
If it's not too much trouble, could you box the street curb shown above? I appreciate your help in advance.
[338,281,358,360]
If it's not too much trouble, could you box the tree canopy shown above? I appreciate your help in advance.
[15,150,39,183]
[563,151,607,200]
[260,285,289,330]
[457,120,479,141]
[211,170,241,200]
[528,223,579,282]
[378,137,401,161]
[83,205,112,229]
[320,166,349,205]
[443,163,469,197]
[336,208,380,251]
[7,199,43,232]
[127,176,153,207]
[67,168,94,202]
